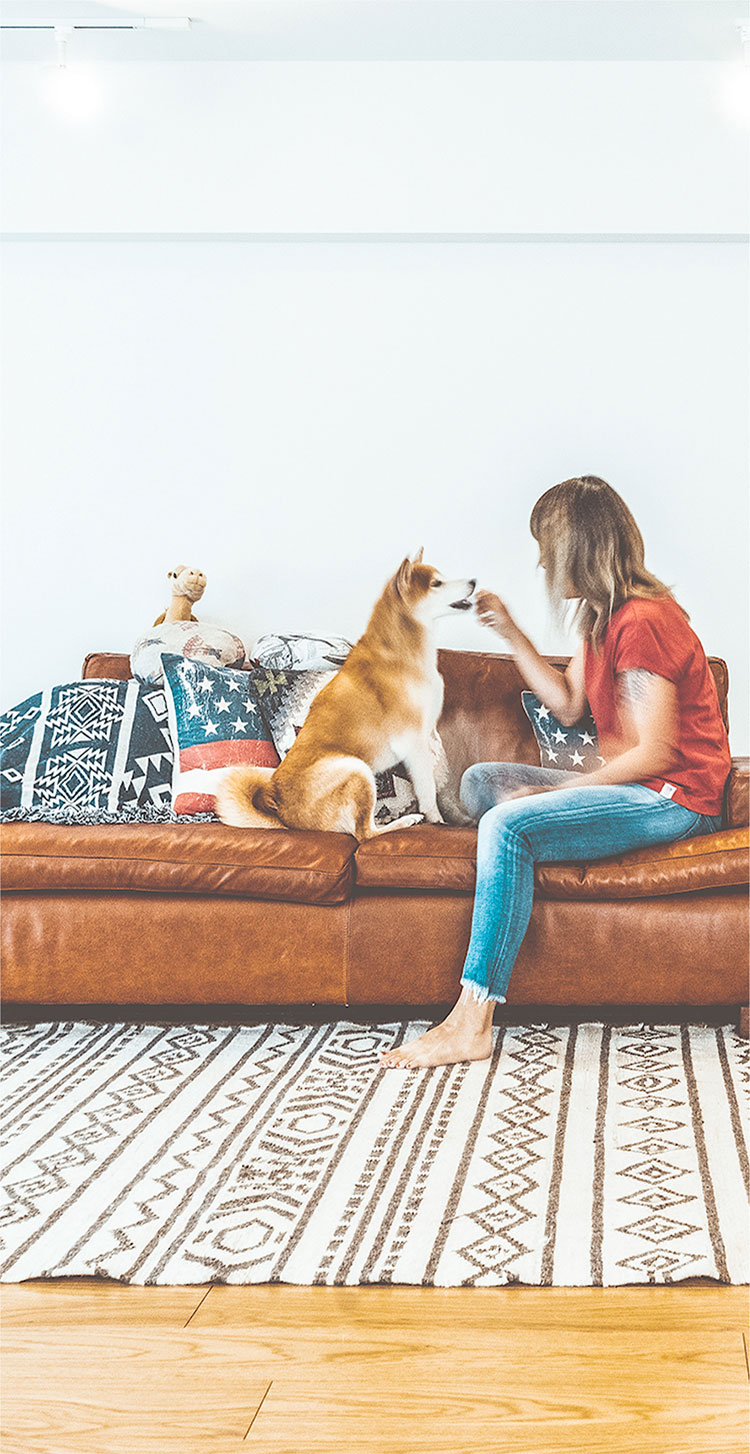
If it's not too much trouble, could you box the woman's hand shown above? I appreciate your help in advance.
[475,590,517,640]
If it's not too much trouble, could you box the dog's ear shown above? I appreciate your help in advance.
[413,546,424,564]
[394,556,412,599]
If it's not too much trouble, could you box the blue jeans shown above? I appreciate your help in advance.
[458,762,722,1004]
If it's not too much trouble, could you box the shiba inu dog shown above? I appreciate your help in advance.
[215,551,476,838]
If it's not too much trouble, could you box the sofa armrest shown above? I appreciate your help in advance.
[725,757,749,828]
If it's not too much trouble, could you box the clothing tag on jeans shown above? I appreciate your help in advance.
[659,782,677,799]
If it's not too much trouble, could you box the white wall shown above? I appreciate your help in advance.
[1,59,747,748]
[2,63,746,234]
[2,238,747,744]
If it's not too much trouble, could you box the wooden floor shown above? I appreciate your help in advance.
[1,1281,748,1453]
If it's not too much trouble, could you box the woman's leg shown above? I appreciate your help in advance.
[380,783,705,1069]
[460,761,578,822]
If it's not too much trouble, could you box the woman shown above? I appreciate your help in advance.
[379,475,731,1070]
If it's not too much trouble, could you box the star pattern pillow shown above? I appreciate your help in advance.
[252,667,420,825]
[521,691,603,773]
[161,654,279,816]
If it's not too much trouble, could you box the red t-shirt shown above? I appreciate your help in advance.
[583,596,731,816]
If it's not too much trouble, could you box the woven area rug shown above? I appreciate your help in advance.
[1,1019,747,1287]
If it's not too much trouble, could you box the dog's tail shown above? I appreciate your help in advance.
[215,765,283,829]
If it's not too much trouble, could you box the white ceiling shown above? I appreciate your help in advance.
[0,0,746,64]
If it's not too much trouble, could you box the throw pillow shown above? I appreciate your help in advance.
[161,653,279,816]
[131,621,247,686]
[521,691,602,772]
[252,667,420,825]
[0,679,176,817]
[250,666,335,758]
[253,633,352,672]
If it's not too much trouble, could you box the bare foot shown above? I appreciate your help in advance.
[379,991,495,1069]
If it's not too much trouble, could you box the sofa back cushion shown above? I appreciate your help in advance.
[435,648,729,787]
[436,650,559,783]
[82,648,730,785]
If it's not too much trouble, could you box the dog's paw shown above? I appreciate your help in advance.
[396,813,424,829]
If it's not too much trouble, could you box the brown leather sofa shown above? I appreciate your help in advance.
[2,649,748,1022]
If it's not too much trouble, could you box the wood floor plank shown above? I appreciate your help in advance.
[2,1282,747,1454]
[245,1414,748,1454]
[0,1330,271,1453]
[0,1429,252,1454]
[191,1282,750,1334]
[0,1278,209,1330]
[247,1343,748,1454]
[93,1322,742,1381]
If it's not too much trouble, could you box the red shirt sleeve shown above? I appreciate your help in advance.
[611,607,685,684]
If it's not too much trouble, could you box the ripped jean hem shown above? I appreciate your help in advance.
[460,976,507,1006]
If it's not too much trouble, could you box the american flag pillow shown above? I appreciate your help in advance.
[521,691,603,773]
[161,653,279,815]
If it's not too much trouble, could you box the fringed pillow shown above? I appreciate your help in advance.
[0,679,177,820]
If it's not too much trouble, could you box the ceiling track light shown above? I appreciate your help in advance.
[0,16,192,30]
[0,17,195,119]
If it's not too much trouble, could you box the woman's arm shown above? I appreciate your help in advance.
[476,590,587,726]
[579,669,678,786]
[511,669,679,796]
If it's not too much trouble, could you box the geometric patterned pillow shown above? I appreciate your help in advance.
[521,690,602,773]
[0,679,175,816]
[250,666,420,825]
[248,666,336,758]
[161,654,279,816]
[118,684,175,811]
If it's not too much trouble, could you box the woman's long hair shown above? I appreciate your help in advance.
[530,476,680,650]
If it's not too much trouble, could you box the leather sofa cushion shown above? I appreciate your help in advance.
[354,823,749,899]
[534,826,749,899]
[355,826,479,892]
[0,822,356,906]
[726,757,749,828]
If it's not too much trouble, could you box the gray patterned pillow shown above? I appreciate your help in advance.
[253,633,352,672]
[250,667,419,825]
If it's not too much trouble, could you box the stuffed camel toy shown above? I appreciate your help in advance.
[153,566,207,626]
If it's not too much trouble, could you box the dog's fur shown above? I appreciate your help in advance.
[215,551,475,839]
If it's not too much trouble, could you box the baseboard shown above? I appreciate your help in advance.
[1,1001,743,1028]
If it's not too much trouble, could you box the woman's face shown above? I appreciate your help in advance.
[537,549,577,599]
